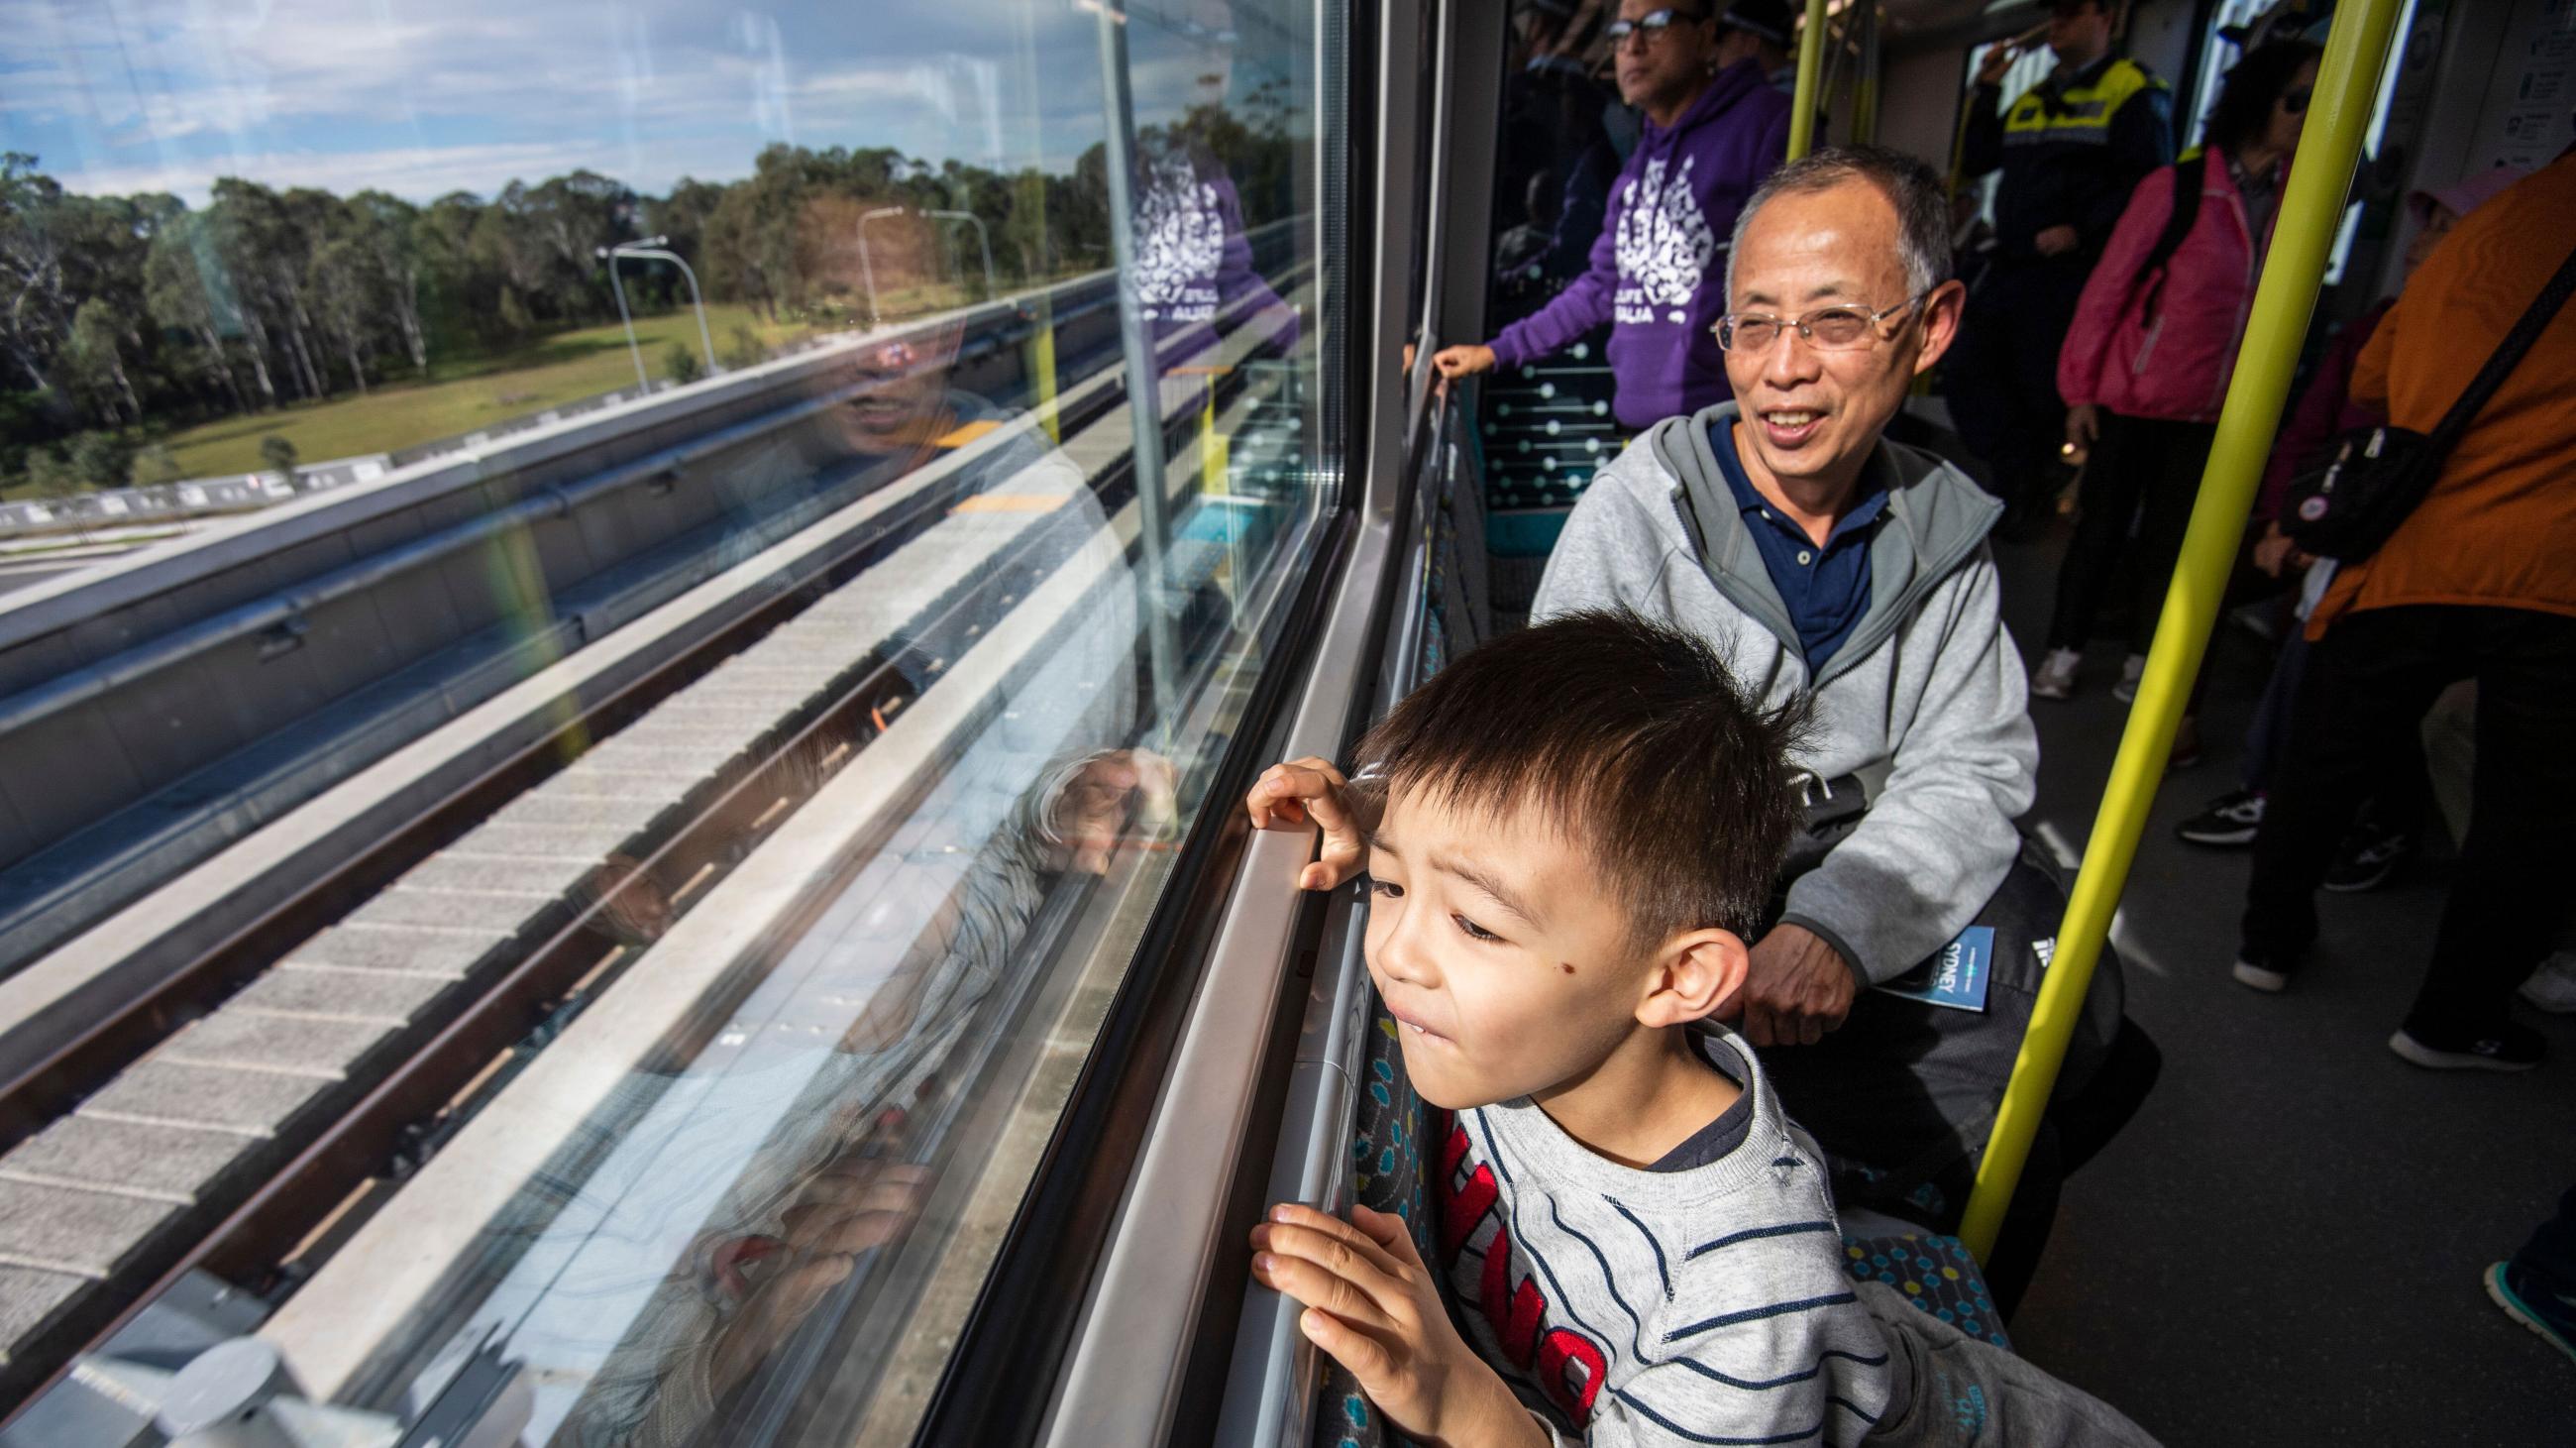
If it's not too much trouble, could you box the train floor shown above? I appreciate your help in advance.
[1991,528,2576,1444]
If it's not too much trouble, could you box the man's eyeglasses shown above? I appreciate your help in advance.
[1604,8,1706,44]
[1713,291,1934,352]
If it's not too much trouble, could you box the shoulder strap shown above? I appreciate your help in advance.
[2129,154,2205,323]
[2140,154,2206,287]
[2424,242,2576,457]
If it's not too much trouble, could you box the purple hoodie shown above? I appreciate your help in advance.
[1486,60,1790,430]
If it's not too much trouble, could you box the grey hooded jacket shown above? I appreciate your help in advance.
[1533,402,2038,983]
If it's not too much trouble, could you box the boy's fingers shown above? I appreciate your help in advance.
[1264,1207,1410,1292]
[1255,1253,1397,1334]
[1348,1205,1422,1264]
[1299,1308,1400,1388]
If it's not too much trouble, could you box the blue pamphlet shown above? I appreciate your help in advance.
[1878,926,1995,1013]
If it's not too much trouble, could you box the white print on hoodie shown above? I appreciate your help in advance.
[1613,154,1717,325]
[1134,153,1225,323]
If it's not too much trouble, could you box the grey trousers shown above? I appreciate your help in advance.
[1858,1281,2161,1447]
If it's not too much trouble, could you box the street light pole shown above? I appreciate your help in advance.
[598,243,647,390]
[596,236,718,388]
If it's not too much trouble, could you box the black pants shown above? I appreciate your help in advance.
[1946,257,2092,517]
[2244,605,2576,1037]
[1766,844,2158,1316]
[2518,1184,2576,1295]
[2044,413,2217,653]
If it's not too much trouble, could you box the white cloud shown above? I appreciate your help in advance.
[1,0,1303,203]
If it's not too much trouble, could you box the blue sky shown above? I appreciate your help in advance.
[1,0,1304,204]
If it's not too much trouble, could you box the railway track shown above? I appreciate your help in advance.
[0,282,1306,1420]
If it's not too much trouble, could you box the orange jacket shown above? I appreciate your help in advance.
[2312,156,2576,636]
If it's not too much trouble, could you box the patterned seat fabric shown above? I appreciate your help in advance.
[1314,1004,1436,1448]
[1840,1232,2012,1351]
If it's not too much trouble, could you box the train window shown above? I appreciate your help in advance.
[0,1,1339,1443]
[2178,0,2421,287]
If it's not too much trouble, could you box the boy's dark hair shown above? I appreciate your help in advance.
[1354,610,1804,949]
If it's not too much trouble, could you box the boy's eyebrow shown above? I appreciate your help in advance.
[1433,852,1544,930]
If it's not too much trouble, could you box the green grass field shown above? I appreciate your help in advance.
[2,273,1059,501]
[150,304,813,480]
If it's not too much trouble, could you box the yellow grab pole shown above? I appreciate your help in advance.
[1853,4,1881,147]
[1957,0,2407,1263]
[1029,290,1062,445]
[1787,0,1830,160]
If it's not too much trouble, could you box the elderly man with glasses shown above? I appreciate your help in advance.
[1531,145,2148,1307]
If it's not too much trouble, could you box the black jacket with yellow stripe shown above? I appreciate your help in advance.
[1963,53,2175,263]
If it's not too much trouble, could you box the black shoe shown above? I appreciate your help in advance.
[2323,826,2412,893]
[2178,789,2264,846]
[2388,1021,2546,1072]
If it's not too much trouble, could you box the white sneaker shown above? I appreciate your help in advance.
[2110,652,2149,704]
[2520,950,2576,1014]
[2031,648,2082,701]
[2232,957,2291,992]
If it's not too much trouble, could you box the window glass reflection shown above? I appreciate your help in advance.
[0,1,1338,1441]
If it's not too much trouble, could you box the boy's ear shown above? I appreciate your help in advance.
[1635,928,1752,1029]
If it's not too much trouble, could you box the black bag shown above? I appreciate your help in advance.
[2284,241,2576,561]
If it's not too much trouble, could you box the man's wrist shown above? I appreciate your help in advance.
[1778,911,1869,988]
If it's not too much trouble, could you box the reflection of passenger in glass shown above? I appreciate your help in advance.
[451,200,1174,1448]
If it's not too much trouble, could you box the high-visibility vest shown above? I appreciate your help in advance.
[2001,56,2163,151]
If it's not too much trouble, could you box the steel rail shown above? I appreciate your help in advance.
[0,287,1296,1416]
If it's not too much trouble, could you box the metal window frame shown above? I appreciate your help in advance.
[899,2,1432,1444]
[1006,0,1446,1443]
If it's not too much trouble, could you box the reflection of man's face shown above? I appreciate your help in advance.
[1179,0,1236,109]
[813,200,965,453]
[843,333,959,452]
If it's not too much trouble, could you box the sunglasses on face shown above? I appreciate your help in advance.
[1604,7,1706,44]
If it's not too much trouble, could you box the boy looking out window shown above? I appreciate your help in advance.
[1242,610,2156,1447]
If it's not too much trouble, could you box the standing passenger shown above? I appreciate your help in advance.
[2029,40,2320,706]
[2234,155,2576,1072]
[1946,0,2172,532]
[1433,0,1792,429]
[1713,0,1799,94]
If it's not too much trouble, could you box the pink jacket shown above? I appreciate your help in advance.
[2057,152,2278,422]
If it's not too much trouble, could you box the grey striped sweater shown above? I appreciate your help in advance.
[1439,1028,1903,1446]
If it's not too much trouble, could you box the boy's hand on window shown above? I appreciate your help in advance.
[1245,757,1372,890]
[1730,923,1857,1047]
[1251,1204,1546,1448]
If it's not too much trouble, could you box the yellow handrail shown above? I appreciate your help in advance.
[1787,0,1830,161]
[1956,0,2409,1262]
